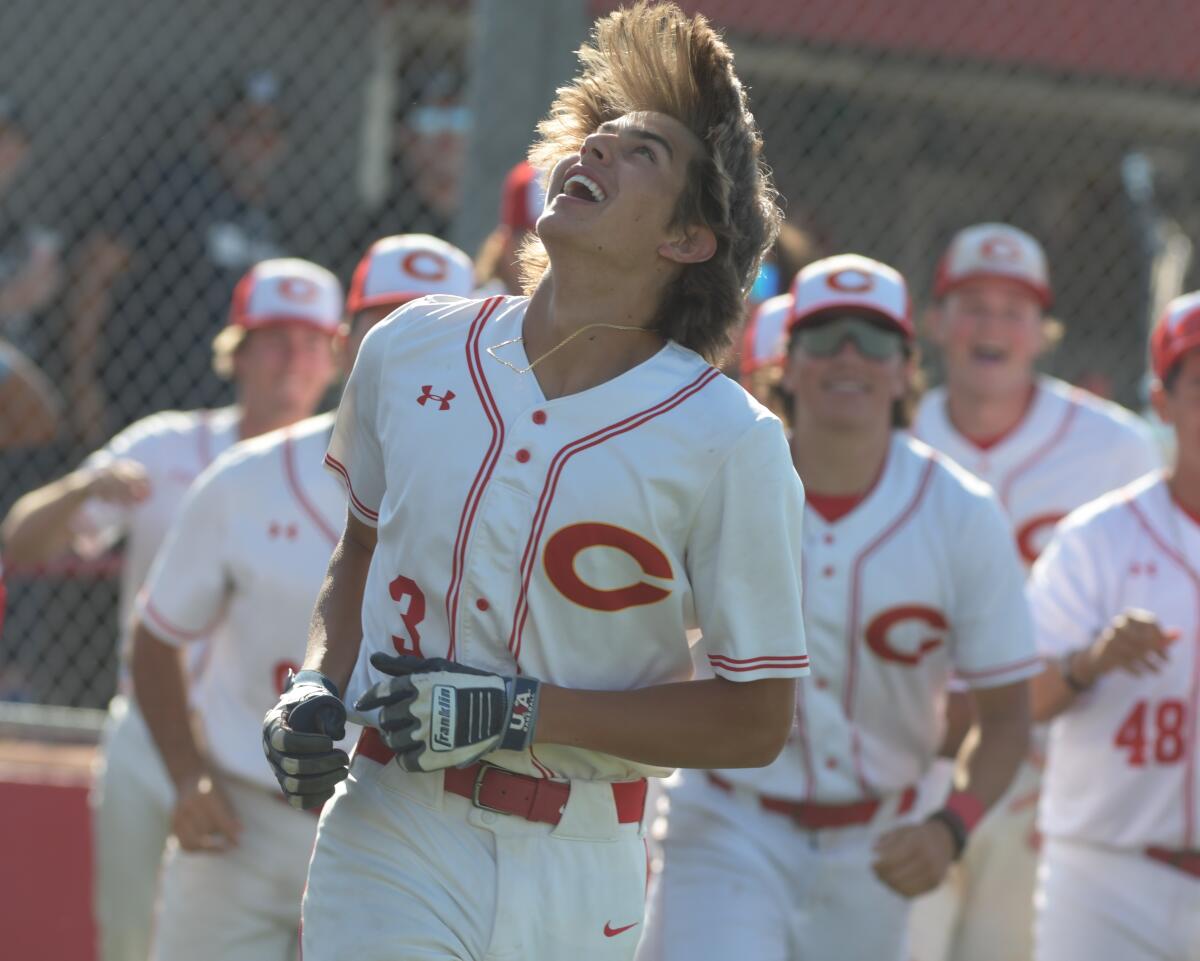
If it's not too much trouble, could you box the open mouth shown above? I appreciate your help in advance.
[971,345,1008,364]
[561,173,607,203]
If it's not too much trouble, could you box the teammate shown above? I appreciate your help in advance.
[1026,292,1200,961]
[909,223,1162,961]
[639,255,1034,961]
[737,288,792,410]
[0,257,342,961]
[129,234,474,961]
[262,6,809,959]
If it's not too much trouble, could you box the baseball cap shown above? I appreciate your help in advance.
[934,223,1052,307]
[739,292,793,379]
[1151,290,1200,380]
[347,234,474,314]
[500,161,548,233]
[788,254,913,339]
[227,258,343,335]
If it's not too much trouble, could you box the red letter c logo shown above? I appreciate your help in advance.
[544,523,672,612]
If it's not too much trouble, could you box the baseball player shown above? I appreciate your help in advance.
[262,6,810,960]
[639,255,1035,961]
[909,223,1162,961]
[1026,292,1200,961]
[127,233,473,961]
[0,257,342,961]
[737,289,793,410]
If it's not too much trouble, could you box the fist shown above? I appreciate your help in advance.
[83,460,151,505]
[172,772,242,852]
[871,820,957,898]
[1090,609,1180,679]
[262,674,349,810]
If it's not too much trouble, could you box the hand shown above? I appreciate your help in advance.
[0,247,62,314]
[1086,609,1180,680]
[871,820,957,898]
[262,673,349,810]
[82,460,151,505]
[172,771,243,852]
[354,652,541,773]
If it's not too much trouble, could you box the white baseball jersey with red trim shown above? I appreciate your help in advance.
[72,407,241,684]
[713,434,1037,801]
[137,413,349,791]
[914,377,1160,565]
[325,294,810,782]
[1029,474,1200,849]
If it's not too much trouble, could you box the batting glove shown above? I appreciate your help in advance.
[354,652,541,772]
[262,670,349,810]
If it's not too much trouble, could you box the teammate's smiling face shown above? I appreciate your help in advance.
[537,111,715,272]
[782,314,909,432]
[930,277,1045,399]
[1153,349,1200,469]
[235,322,337,421]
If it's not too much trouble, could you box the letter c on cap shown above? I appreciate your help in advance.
[402,251,449,282]
[826,269,873,293]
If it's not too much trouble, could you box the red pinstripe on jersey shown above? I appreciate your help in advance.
[707,653,811,671]
[284,431,338,547]
[507,367,723,664]
[1126,497,1200,847]
[141,594,221,643]
[323,453,379,522]
[445,296,506,660]
[843,457,937,794]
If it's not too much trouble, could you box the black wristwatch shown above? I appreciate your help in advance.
[1059,651,1093,694]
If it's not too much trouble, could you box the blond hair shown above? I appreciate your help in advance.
[521,2,782,361]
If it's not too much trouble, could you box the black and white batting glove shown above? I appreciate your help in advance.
[354,652,541,772]
[262,670,349,810]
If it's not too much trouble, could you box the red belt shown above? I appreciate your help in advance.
[707,772,916,830]
[1146,847,1200,879]
[355,728,647,827]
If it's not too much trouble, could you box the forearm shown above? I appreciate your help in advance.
[956,687,1031,810]
[303,530,373,693]
[535,676,795,770]
[0,471,94,564]
[0,345,61,446]
[131,623,207,790]
[1030,658,1078,722]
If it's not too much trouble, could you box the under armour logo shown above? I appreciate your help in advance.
[417,385,455,411]
[269,522,298,540]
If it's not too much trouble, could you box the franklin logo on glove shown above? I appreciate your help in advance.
[432,685,457,752]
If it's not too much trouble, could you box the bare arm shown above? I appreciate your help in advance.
[303,513,377,693]
[0,342,61,447]
[535,676,796,770]
[131,621,241,850]
[0,460,148,565]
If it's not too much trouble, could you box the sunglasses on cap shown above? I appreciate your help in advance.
[794,316,905,361]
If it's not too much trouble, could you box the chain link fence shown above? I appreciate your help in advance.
[1,0,1196,710]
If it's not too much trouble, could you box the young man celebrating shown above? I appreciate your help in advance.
[641,256,1033,961]
[262,5,809,959]
[1026,292,1200,961]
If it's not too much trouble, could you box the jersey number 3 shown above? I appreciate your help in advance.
[1114,699,1187,766]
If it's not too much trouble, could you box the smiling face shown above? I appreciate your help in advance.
[781,315,910,433]
[536,111,714,277]
[1153,350,1200,473]
[235,322,336,422]
[928,277,1046,401]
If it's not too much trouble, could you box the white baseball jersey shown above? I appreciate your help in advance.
[72,407,241,685]
[914,377,1161,565]
[713,434,1038,802]
[137,413,349,792]
[325,294,810,782]
[1029,473,1200,849]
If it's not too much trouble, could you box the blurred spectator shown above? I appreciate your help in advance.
[65,70,288,443]
[0,340,60,447]
[0,95,65,357]
[474,159,546,295]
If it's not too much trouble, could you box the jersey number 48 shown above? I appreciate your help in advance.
[1114,698,1187,766]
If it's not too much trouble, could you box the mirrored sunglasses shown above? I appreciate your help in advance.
[794,316,905,361]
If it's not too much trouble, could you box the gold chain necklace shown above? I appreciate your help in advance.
[486,322,649,375]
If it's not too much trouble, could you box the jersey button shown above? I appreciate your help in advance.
[532,410,547,425]
[821,565,835,578]
[516,448,531,463]
[822,533,834,545]
[475,598,490,612]
[825,757,838,770]
[814,676,828,690]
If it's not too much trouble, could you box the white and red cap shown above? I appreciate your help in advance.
[934,223,1052,307]
[788,254,913,338]
[739,292,793,379]
[346,234,474,314]
[500,160,548,233]
[227,258,343,334]
[1151,291,1200,380]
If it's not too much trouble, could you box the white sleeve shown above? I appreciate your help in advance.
[686,417,809,681]
[1117,422,1163,483]
[136,457,231,646]
[948,490,1041,688]
[325,320,387,526]
[1025,521,1107,659]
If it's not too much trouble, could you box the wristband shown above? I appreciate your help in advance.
[928,810,968,860]
[287,669,340,699]
[1059,651,1093,694]
[928,791,986,860]
[499,676,541,752]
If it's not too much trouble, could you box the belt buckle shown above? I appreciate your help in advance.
[471,762,506,815]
